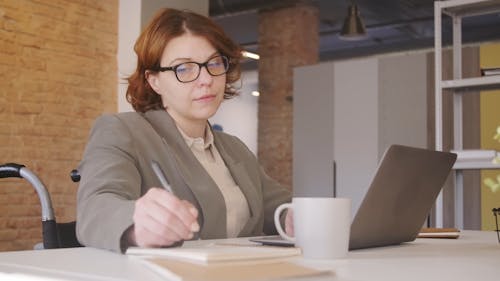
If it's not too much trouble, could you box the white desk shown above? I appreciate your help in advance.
[0,231,498,281]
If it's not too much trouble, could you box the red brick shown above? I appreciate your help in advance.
[258,4,319,188]
[0,0,118,251]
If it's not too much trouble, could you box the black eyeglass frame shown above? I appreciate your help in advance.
[155,55,230,83]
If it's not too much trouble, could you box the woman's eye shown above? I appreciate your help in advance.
[176,64,190,74]
[208,58,223,67]
[177,63,198,73]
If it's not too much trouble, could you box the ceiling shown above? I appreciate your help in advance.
[209,0,500,67]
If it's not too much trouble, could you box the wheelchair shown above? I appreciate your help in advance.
[0,163,82,249]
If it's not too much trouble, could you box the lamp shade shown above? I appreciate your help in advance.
[339,3,367,41]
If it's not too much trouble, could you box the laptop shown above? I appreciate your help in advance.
[251,144,457,250]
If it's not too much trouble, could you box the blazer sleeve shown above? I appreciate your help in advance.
[259,165,292,235]
[76,114,141,253]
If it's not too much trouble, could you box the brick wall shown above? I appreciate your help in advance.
[0,0,117,251]
[258,4,319,188]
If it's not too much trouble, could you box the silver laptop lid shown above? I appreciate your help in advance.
[349,144,456,250]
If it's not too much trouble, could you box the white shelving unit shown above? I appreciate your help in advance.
[434,0,500,228]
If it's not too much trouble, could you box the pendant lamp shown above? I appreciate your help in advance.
[339,3,367,41]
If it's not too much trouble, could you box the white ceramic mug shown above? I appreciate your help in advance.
[274,197,351,259]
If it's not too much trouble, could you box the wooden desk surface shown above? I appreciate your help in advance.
[0,231,498,281]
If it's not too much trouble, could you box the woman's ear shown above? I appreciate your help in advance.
[145,70,161,94]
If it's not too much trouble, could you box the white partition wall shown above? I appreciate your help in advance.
[378,53,428,157]
[293,63,335,197]
[293,51,427,214]
[333,58,379,213]
[118,0,142,112]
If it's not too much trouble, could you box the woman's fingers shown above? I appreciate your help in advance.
[133,222,178,247]
[160,192,200,232]
[134,198,188,240]
[132,188,199,247]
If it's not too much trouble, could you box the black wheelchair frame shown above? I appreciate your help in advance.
[0,163,81,249]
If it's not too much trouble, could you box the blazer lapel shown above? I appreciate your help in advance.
[143,110,227,238]
[213,133,261,236]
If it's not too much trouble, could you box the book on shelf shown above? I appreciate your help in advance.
[481,67,500,76]
[127,243,332,281]
[451,149,497,162]
[417,228,460,239]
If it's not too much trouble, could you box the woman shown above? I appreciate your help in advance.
[76,8,292,253]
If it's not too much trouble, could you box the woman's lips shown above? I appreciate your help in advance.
[194,95,215,102]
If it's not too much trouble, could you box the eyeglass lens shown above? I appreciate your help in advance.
[175,56,228,82]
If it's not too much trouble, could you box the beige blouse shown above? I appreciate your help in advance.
[177,124,250,237]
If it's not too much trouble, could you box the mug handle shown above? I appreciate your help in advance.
[274,203,295,242]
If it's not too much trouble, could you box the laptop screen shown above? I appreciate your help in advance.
[349,145,456,250]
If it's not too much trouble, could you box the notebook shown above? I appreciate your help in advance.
[135,258,331,281]
[251,144,457,250]
[417,227,460,239]
[127,243,301,264]
[127,243,331,280]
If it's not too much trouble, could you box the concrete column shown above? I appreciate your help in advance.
[257,3,319,188]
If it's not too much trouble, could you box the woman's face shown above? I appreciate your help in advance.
[147,33,226,127]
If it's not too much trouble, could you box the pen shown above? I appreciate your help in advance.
[151,160,174,193]
[151,160,200,236]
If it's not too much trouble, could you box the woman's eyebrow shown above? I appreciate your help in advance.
[167,57,191,66]
[166,52,220,66]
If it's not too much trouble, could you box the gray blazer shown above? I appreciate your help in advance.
[76,110,291,252]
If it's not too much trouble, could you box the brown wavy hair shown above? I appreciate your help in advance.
[126,9,242,112]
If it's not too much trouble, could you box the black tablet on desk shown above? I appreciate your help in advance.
[249,235,294,247]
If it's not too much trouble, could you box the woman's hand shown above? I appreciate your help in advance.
[285,208,294,237]
[129,188,199,248]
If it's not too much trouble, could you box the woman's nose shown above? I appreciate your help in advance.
[197,66,213,85]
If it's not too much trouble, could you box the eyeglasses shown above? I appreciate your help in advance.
[494,207,500,243]
[156,55,229,83]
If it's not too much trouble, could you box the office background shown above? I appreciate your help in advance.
[0,0,499,251]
